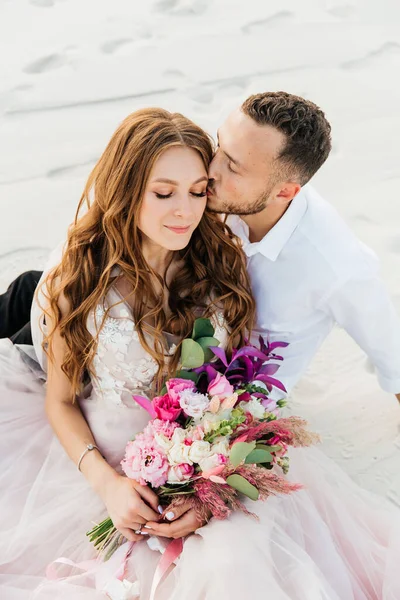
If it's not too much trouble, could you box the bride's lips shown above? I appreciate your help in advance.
[164,225,191,234]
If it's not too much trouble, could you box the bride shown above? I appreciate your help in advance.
[0,107,399,600]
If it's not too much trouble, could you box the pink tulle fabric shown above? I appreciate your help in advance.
[1,283,400,599]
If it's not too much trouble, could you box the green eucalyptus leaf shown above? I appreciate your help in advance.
[226,474,259,501]
[255,443,282,453]
[175,370,199,383]
[196,336,220,362]
[181,339,205,368]
[245,448,273,464]
[229,441,256,468]
[192,318,215,340]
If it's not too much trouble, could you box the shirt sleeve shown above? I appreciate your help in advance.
[322,253,400,394]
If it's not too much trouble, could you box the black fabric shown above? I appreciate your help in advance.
[0,270,43,345]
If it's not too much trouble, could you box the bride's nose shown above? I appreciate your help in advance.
[172,194,195,219]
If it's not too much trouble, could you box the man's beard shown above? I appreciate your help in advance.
[208,187,271,216]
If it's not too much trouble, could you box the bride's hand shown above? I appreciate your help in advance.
[101,472,162,542]
[145,503,211,539]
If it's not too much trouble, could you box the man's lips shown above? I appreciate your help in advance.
[164,225,191,234]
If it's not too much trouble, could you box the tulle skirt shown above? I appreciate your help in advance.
[0,338,399,600]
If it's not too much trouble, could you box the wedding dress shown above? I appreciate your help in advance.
[0,258,399,599]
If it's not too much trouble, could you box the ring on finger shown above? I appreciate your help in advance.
[134,524,143,534]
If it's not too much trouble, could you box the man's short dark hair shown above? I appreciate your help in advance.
[241,91,332,185]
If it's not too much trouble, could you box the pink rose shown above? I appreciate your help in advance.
[121,435,169,488]
[166,378,196,403]
[207,373,234,398]
[153,393,182,422]
[167,463,195,483]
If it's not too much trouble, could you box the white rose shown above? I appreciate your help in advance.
[167,466,184,483]
[171,427,187,445]
[168,443,192,466]
[188,440,211,463]
[239,398,265,419]
[154,433,173,453]
[211,439,230,456]
[198,454,220,473]
[179,389,210,420]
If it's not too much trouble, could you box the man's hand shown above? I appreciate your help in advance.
[144,503,210,539]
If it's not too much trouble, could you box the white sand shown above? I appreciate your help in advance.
[1,0,399,504]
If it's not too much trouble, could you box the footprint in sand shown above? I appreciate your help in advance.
[13,84,34,92]
[100,39,134,55]
[153,0,208,16]
[216,78,248,94]
[30,0,64,7]
[349,214,373,225]
[340,442,356,460]
[163,69,186,79]
[341,42,400,70]
[101,29,152,54]
[23,53,67,75]
[326,4,355,18]
[242,11,293,35]
[186,87,214,105]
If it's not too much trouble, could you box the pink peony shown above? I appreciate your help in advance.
[166,378,196,403]
[121,435,169,488]
[167,463,195,483]
[189,425,205,441]
[207,373,234,398]
[153,392,182,422]
[147,419,179,439]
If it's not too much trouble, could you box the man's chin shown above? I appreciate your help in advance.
[207,196,231,215]
[207,206,227,215]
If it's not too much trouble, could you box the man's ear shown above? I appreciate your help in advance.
[276,182,301,204]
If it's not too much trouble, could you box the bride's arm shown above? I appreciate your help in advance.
[44,294,161,539]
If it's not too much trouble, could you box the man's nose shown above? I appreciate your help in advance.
[208,154,219,181]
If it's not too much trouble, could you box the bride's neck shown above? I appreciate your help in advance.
[141,240,174,276]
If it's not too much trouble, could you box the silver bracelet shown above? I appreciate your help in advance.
[77,443,100,471]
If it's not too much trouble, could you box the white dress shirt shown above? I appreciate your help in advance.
[228,185,400,398]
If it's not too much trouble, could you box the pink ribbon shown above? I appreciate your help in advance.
[46,537,183,599]
[149,537,184,600]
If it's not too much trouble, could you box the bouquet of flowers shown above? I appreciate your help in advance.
[87,318,318,557]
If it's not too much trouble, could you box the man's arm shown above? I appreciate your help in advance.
[324,267,400,400]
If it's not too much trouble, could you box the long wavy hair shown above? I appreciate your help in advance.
[40,108,255,398]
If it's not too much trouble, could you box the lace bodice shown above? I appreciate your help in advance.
[30,245,228,408]
[86,286,228,408]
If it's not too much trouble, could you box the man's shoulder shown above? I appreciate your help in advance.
[297,185,379,278]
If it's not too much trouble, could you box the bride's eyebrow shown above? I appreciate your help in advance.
[152,177,208,185]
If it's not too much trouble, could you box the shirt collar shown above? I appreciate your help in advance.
[232,189,308,261]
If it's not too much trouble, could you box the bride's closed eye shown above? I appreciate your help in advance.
[154,191,207,199]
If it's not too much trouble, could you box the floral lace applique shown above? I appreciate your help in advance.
[89,300,227,407]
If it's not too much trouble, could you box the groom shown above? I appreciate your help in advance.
[1,91,400,403]
[206,91,400,403]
